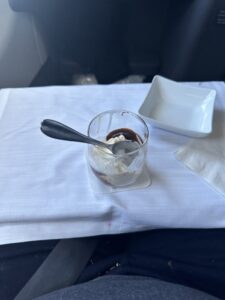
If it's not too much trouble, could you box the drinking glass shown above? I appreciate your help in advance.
[86,110,149,187]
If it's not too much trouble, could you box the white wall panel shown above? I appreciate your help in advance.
[0,1,47,88]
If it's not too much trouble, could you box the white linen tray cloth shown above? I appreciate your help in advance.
[0,82,225,245]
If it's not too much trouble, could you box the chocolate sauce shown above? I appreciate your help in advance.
[106,128,142,144]
[90,166,112,186]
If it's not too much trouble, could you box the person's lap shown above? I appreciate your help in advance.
[77,229,225,299]
[35,275,219,300]
[118,229,225,297]
[1,229,225,299]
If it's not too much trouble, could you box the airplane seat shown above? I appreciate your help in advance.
[0,0,46,88]
[160,0,225,81]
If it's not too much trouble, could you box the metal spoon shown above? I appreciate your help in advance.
[40,119,140,155]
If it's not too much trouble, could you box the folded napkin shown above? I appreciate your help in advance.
[176,110,225,198]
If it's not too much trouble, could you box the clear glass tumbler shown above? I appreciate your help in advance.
[87,110,149,187]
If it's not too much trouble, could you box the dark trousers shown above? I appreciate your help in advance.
[0,240,57,300]
[78,229,225,299]
[1,230,225,299]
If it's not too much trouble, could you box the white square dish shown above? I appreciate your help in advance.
[139,76,216,137]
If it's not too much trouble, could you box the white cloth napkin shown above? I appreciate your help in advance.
[176,109,225,198]
[1,83,225,245]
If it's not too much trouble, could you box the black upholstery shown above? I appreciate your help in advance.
[9,0,225,83]
[161,0,225,81]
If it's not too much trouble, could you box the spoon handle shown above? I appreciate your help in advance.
[41,119,104,147]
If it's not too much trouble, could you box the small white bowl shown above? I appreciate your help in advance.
[139,75,216,137]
